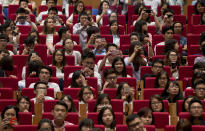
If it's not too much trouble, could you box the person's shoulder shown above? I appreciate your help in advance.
[29,83,35,88]
[45,96,54,100]
[64,121,74,125]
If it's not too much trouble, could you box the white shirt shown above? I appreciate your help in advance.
[97,59,112,72]
[36,10,62,22]
[143,0,153,6]
[31,96,54,103]
[29,82,60,93]
[65,51,81,66]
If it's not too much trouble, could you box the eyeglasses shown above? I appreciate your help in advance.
[20,102,30,105]
[153,65,163,69]
[83,92,92,95]
[107,76,117,80]
[151,102,162,105]
[36,87,47,90]
[196,88,205,91]
[170,54,177,57]
[190,106,202,109]
[40,71,50,75]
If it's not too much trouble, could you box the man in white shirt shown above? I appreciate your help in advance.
[31,81,54,103]
[29,66,60,96]
[154,26,174,55]
[36,0,62,23]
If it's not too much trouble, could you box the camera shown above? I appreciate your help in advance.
[145,9,151,13]
[18,16,26,20]
[167,14,173,18]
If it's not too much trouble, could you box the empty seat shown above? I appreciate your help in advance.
[192,15,201,25]
[12,55,28,79]
[0,100,17,112]
[143,88,164,100]
[0,88,13,99]
[165,125,176,131]
[103,88,117,99]
[17,26,32,34]
[0,77,18,91]
[153,112,169,128]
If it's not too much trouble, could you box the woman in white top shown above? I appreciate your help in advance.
[40,18,58,54]
[66,1,85,26]
[96,0,110,26]
[63,0,79,17]
[109,20,120,47]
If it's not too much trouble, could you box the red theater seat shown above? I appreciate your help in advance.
[153,112,169,128]
[0,88,13,99]
[0,77,18,90]
[143,88,164,100]
[188,55,202,66]
[178,66,193,80]
[165,125,176,131]
[0,100,17,112]
[13,125,37,131]
[18,112,32,125]
[64,66,82,79]
[103,88,117,99]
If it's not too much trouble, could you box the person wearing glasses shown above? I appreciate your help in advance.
[126,114,146,131]
[193,80,205,100]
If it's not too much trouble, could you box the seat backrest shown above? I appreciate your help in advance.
[103,88,117,99]
[63,88,81,100]
[47,55,75,66]
[153,112,169,128]
[191,25,205,34]
[188,45,200,55]
[0,100,17,112]
[192,125,205,131]
[0,77,18,90]
[100,26,125,35]
[165,125,176,131]
[192,15,201,25]
[178,66,193,80]
[21,88,54,99]
[0,88,13,99]
[188,55,202,66]
[143,88,164,100]
[38,5,62,12]
[64,66,82,79]
[13,125,37,131]
[140,66,171,78]
[18,112,32,125]
[17,26,32,34]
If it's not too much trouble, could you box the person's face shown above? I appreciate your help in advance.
[47,0,56,9]
[0,39,7,50]
[197,3,205,13]
[80,15,88,25]
[82,88,93,103]
[184,97,193,112]
[110,13,117,21]
[110,22,118,33]
[55,50,63,63]
[140,112,152,125]
[64,39,74,51]
[190,102,203,118]
[20,1,28,8]
[52,105,68,121]
[81,126,93,131]
[106,73,117,86]
[202,13,205,23]
[82,58,95,69]
[151,63,163,75]
[40,122,52,131]
[4,109,16,120]
[102,2,109,12]
[100,97,110,106]
[64,30,71,39]
[102,109,113,127]
[75,74,85,87]
[169,51,177,63]
[151,98,163,112]
[128,118,144,131]
[25,43,34,52]
[174,42,179,51]
[167,82,179,96]
[142,9,149,20]
[195,84,205,99]
[39,69,51,82]
[161,4,168,15]
[62,97,72,111]
[48,10,57,18]
[95,38,104,50]
[77,3,84,13]
[165,12,174,22]
[18,98,30,112]
[114,60,124,73]
[142,24,148,32]
[174,23,183,34]
[29,53,42,62]
[164,29,173,40]
[35,83,47,96]
[131,35,139,43]
[158,74,168,88]
[47,19,54,29]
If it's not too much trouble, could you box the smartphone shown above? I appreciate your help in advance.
[171,63,177,69]
[9,117,17,125]
[18,16,26,20]
[146,9,151,13]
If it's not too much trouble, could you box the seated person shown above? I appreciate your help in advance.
[193,62,205,74]
[0,34,14,56]
[19,0,33,14]
[63,38,81,65]
[94,94,112,112]
[160,8,174,30]
[20,36,35,55]
[29,65,60,96]
[189,99,205,125]
[69,70,88,88]
[0,49,9,60]
[31,81,54,103]
[0,55,16,78]
[93,35,106,55]
[86,26,100,47]
[78,118,94,131]
[37,119,55,131]
[142,59,164,81]
[194,41,205,64]
[126,114,146,131]
[78,86,94,107]
[137,107,153,125]
[16,96,31,112]
[52,101,74,130]
[149,94,166,112]
[60,95,77,112]
[193,80,205,100]
[154,26,174,55]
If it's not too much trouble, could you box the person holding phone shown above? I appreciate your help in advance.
[160,8,174,31]
[0,105,19,131]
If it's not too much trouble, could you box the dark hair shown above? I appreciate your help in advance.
[126,114,140,125]
[79,118,94,131]
[193,62,205,71]
[138,7,151,23]
[191,72,205,87]
[63,38,74,47]
[182,96,196,112]
[195,1,205,14]
[0,34,8,40]
[60,95,77,112]
[154,70,169,88]
[58,26,69,39]
[149,94,165,112]
[152,59,164,67]
[104,68,116,79]
[78,11,88,23]
[78,86,93,102]
[193,79,205,90]
[112,57,127,77]
[98,107,116,129]
[46,0,57,4]
[68,0,79,4]
[200,12,205,25]
[81,51,95,61]
[16,7,27,14]
[73,1,85,14]
[0,55,14,71]
[28,30,40,44]
[26,52,42,65]
[1,105,19,121]
[93,35,102,44]
[98,1,110,15]
[134,20,147,35]
[19,0,29,5]
[160,2,170,14]
[48,7,58,14]
[109,20,119,35]
[189,99,204,124]
[137,107,154,124]
[42,18,56,34]
[0,49,9,55]
[130,32,140,41]
[53,100,68,112]
[37,119,54,131]
[71,70,85,88]
[162,26,173,34]
[134,3,145,15]
[163,8,174,16]
[24,36,35,47]
[163,39,178,54]
[86,26,100,38]
[17,96,31,111]
[115,82,127,99]
[52,49,66,72]
[39,65,53,76]
[164,50,180,66]
[94,94,111,112]
[34,81,48,90]
[176,118,192,131]
[106,43,118,52]
[161,81,183,103]
[199,31,205,45]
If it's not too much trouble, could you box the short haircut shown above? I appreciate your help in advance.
[1,105,19,121]
[0,34,8,40]
[58,26,69,39]
[46,0,57,4]
[94,35,102,44]
[78,86,93,102]
[34,81,48,90]
[126,114,140,125]
[79,118,94,131]
[38,119,54,131]
[81,51,96,61]
[53,100,68,112]
[16,7,27,14]
[48,7,58,14]
[104,68,116,79]
[188,99,203,111]
[86,26,100,38]
[163,8,175,16]
[152,59,164,67]
[130,32,140,39]
[106,43,117,52]
[19,0,29,4]
[162,26,173,34]
[193,80,205,89]
[79,12,88,20]
[193,62,205,71]
[24,36,35,47]
[39,65,53,76]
